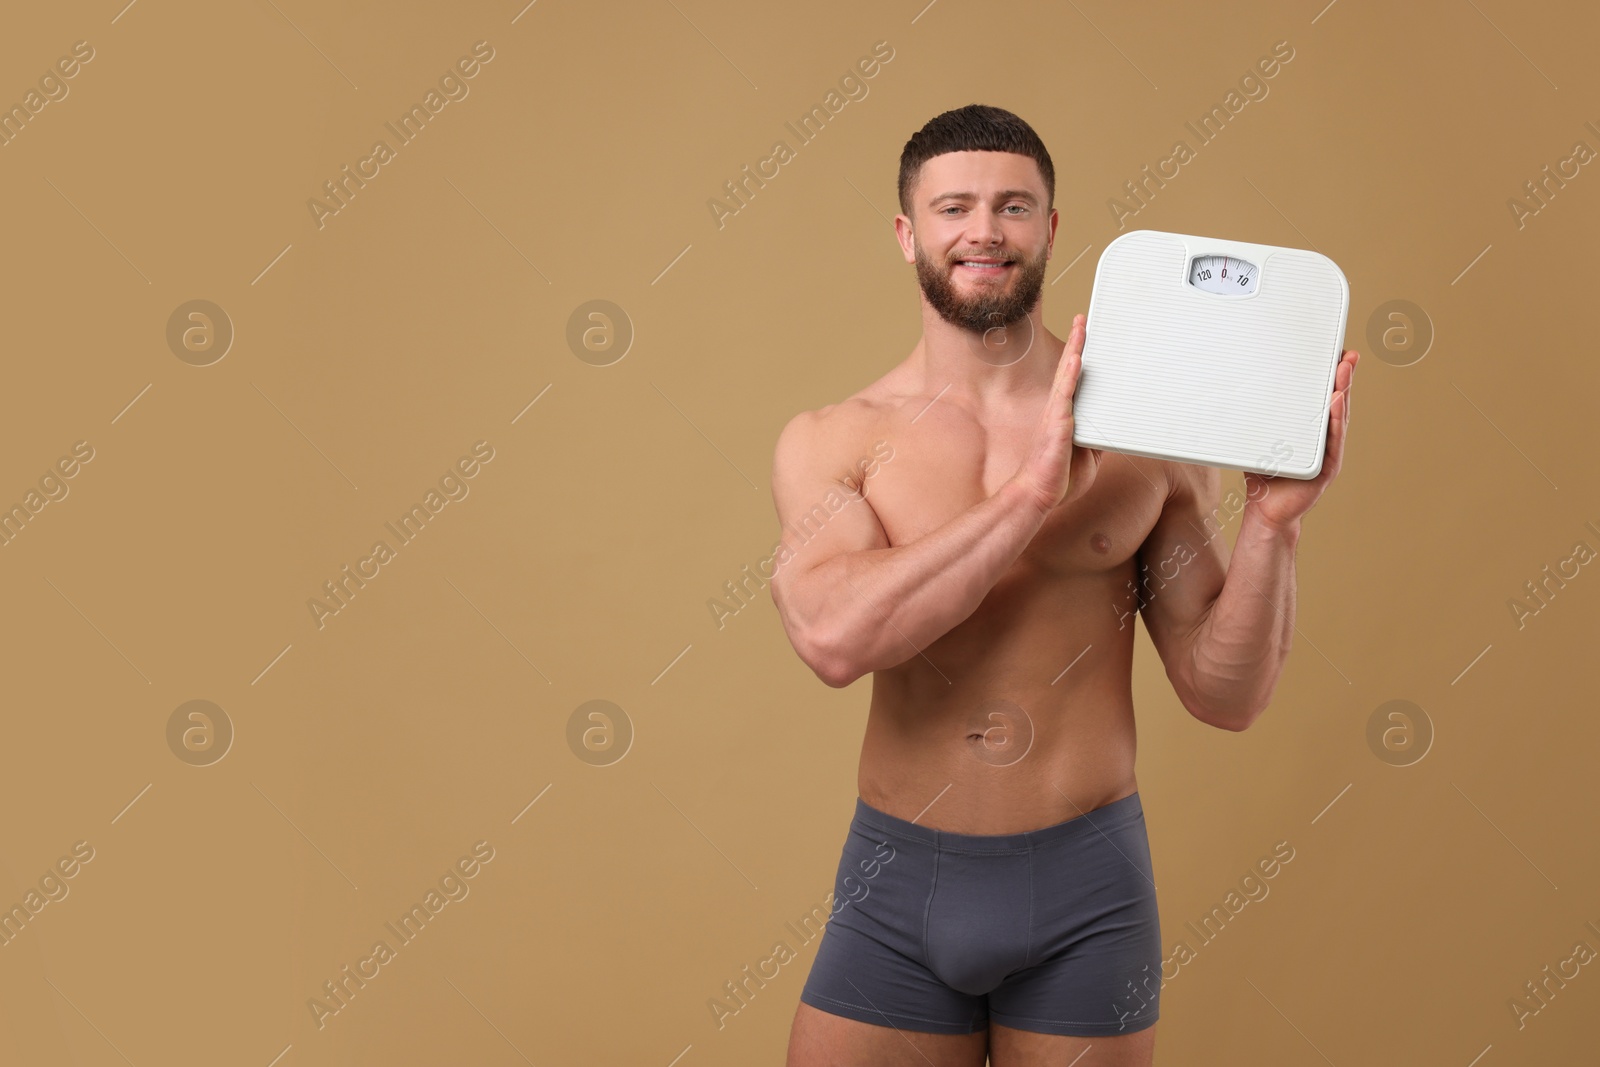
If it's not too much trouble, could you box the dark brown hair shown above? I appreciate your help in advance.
[897,104,1055,219]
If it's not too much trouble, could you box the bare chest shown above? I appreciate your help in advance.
[852,402,1169,577]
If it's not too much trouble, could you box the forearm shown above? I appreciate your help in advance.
[1186,506,1301,728]
[804,480,1048,685]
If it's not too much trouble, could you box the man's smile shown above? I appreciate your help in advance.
[952,257,1014,276]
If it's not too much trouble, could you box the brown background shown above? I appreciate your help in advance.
[1,0,1596,1063]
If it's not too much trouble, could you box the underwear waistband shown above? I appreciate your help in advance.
[851,790,1143,853]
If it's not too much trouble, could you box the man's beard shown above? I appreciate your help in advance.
[914,240,1048,334]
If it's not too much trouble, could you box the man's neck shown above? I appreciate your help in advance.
[911,304,1062,409]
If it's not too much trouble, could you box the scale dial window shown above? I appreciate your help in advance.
[1189,253,1258,295]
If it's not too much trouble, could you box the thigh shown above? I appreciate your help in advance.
[787,1001,989,1067]
[989,1019,1156,1067]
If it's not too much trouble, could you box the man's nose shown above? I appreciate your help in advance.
[965,210,1003,246]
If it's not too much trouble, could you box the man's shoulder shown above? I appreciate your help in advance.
[790,394,887,435]
[1157,459,1218,504]
[773,376,905,490]
[776,373,903,451]
[1133,458,1222,554]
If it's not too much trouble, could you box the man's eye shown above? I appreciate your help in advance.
[1004,205,1027,214]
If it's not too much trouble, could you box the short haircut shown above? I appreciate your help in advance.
[897,104,1055,219]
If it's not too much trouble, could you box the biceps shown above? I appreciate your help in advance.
[768,414,896,652]
[771,488,890,612]
[769,470,891,649]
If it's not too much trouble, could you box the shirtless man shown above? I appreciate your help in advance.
[771,105,1358,1067]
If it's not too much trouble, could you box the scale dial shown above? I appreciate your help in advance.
[1189,253,1258,295]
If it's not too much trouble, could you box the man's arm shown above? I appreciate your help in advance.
[1135,463,1299,731]
[1137,346,1359,728]
[768,407,1051,689]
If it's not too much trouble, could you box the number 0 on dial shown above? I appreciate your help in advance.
[1189,253,1258,295]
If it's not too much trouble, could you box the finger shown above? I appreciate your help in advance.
[1316,392,1339,471]
[1061,314,1088,401]
[1345,352,1356,422]
[1067,432,1101,499]
[1051,315,1083,381]
[1323,394,1346,477]
[1086,445,1104,475]
[1050,349,1078,414]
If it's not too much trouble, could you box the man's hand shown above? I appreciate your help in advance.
[1243,349,1360,530]
[1008,313,1105,512]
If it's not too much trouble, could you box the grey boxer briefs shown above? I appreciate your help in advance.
[799,790,1162,1036]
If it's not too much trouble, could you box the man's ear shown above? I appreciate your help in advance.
[893,214,917,264]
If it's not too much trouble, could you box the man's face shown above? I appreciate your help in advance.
[900,150,1055,333]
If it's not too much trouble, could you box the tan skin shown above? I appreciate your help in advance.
[772,150,1358,1066]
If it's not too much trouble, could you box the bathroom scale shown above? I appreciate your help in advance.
[1071,229,1349,479]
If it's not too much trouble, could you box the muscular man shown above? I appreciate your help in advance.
[772,105,1358,1067]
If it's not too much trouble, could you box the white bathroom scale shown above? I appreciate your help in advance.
[1071,229,1349,479]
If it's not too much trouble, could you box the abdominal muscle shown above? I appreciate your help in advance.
[855,563,1142,835]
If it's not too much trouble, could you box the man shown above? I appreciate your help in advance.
[771,104,1358,1066]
